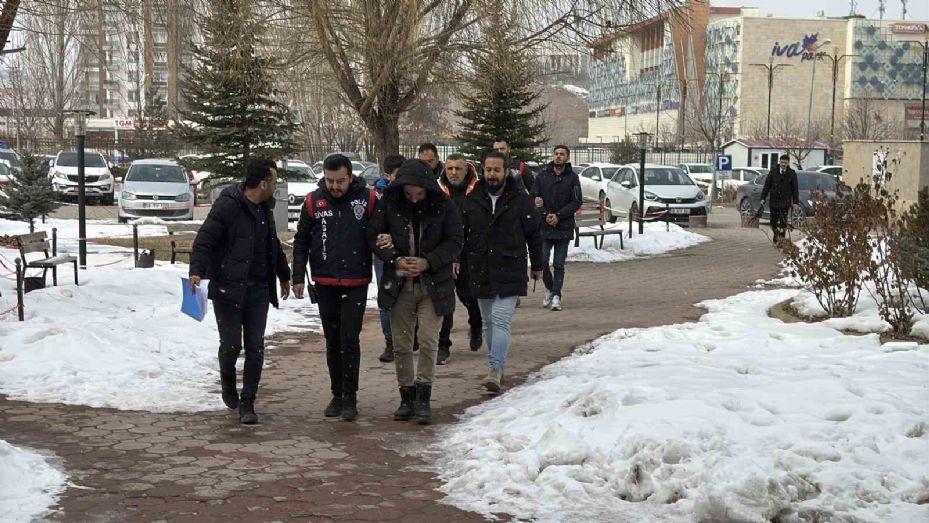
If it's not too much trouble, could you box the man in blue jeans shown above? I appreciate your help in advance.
[531,145,582,311]
[461,151,542,392]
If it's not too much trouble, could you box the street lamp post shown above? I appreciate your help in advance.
[64,109,96,269]
[820,48,857,162]
[635,131,651,235]
[654,83,662,147]
[751,59,792,138]
[806,38,833,141]
[914,37,928,141]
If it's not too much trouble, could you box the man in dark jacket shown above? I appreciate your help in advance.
[461,151,543,393]
[417,142,444,178]
[436,153,483,363]
[758,154,800,244]
[366,159,462,424]
[531,145,582,311]
[189,159,291,425]
[292,154,377,422]
[493,138,533,193]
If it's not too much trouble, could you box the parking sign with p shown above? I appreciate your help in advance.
[715,155,732,172]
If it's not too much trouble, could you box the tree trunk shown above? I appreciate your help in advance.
[0,0,21,55]
[368,112,400,168]
[96,0,106,117]
[54,2,66,139]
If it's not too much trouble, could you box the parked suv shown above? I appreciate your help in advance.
[118,159,194,223]
[50,151,115,205]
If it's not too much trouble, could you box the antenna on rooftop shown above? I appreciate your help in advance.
[848,0,857,17]
[901,0,907,19]
[878,0,885,20]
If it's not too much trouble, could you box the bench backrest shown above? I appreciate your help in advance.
[16,231,52,260]
[166,224,200,242]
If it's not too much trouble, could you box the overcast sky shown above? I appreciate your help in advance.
[711,0,928,22]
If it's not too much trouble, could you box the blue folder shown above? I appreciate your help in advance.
[180,277,209,322]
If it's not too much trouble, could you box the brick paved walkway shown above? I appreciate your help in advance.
[1,207,784,522]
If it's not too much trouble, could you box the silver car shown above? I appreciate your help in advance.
[118,159,194,223]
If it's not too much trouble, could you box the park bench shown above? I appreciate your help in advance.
[15,228,78,287]
[166,224,200,264]
[574,207,624,250]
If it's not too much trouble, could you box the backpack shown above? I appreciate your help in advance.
[304,188,376,221]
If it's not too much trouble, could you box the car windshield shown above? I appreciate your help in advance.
[601,167,618,179]
[127,164,188,183]
[0,151,20,168]
[799,173,837,191]
[686,164,713,173]
[57,153,107,168]
[283,165,313,179]
[644,168,693,185]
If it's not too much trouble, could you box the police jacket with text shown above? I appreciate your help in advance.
[291,176,374,287]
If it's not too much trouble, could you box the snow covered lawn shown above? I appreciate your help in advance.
[0,440,66,523]
[568,221,708,263]
[434,289,929,522]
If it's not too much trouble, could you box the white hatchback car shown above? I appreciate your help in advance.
[577,162,621,203]
[118,159,194,223]
[603,164,707,223]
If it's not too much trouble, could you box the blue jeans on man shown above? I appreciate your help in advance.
[477,295,519,373]
[542,239,569,298]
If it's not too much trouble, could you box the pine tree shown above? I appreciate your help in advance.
[0,152,61,233]
[455,10,547,162]
[175,0,298,181]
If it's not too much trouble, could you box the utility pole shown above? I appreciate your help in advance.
[821,48,857,162]
[751,59,791,138]
[655,83,662,147]
[807,39,832,142]
[915,37,928,141]
[64,110,96,269]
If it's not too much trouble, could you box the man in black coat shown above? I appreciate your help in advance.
[758,154,800,244]
[189,159,291,425]
[461,151,542,393]
[436,153,483,363]
[292,154,377,422]
[366,159,463,424]
[417,142,444,178]
[531,145,582,311]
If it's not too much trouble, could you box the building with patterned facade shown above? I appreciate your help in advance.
[585,0,929,152]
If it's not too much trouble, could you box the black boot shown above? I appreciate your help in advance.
[220,373,238,410]
[414,382,432,424]
[469,329,483,351]
[393,386,415,421]
[218,345,240,409]
[340,393,358,422]
[238,395,258,425]
[324,395,343,417]
[437,345,450,365]
[378,340,394,363]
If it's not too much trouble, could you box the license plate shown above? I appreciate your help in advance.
[671,208,690,215]
[143,203,166,209]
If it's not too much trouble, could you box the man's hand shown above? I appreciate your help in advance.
[530,270,543,281]
[189,275,201,294]
[376,234,393,249]
[293,283,305,299]
[534,197,544,208]
[280,280,290,300]
[546,213,559,226]
[396,257,428,278]
[452,262,460,279]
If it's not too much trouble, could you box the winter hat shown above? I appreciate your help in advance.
[395,159,433,185]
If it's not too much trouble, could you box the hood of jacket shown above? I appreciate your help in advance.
[387,159,445,197]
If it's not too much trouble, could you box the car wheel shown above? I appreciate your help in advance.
[102,195,114,206]
[117,216,127,224]
[789,206,804,230]
[738,197,752,215]
[605,199,616,223]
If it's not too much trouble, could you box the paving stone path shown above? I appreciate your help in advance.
[1,207,784,522]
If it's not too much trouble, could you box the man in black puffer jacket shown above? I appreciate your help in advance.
[291,154,377,422]
[189,159,292,425]
[758,154,800,244]
[366,159,462,425]
[461,151,543,393]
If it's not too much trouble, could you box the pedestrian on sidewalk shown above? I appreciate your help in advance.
[436,153,483,364]
[189,159,291,425]
[291,154,377,422]
[367,159,463,424]
[758,154,799,244]
[374,154,405,363]
[531,145,582,311]
[461,151,543,393]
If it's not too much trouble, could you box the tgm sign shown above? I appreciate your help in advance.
[771,33,827,62]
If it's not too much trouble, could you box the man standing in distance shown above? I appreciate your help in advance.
[492,137,533,193]
[418,142,443,178]
[189,159,291,424]
[531,145,582,311]
[292,154,377,422]
[436,153,483,364]
[367,159,462,424]
[461,151,542,392]
[758,154,799,244]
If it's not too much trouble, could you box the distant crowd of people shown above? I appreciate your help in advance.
[189,139,582,425]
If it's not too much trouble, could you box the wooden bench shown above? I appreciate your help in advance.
[574,208,624,250]
[166,224,200,264]
[16,228,78,287]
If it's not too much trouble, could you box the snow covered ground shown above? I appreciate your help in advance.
[434,289,929,523]
[0,217,363,412]
[568,222,708,263]
[790,286,929,339]
[0,217,201,241]
[0,440,67,523]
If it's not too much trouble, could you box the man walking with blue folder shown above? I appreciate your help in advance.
[189,159,291,425]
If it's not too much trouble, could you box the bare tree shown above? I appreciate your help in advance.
[842,97,903,141]
[764,112,828,170]
[0,0,21,55]
[686,73,736,157]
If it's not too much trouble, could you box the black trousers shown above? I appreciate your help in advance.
[214,282,270,399]
[316,284,368,396]
[770,206,790,243]
[439,265,482,350]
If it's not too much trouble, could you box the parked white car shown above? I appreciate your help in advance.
[281,160,319,222]
[577,162,621,203]
[603,164,707,223]
[808,165,843,180]
[50,151,115,205]
[709,166,766,191]
[118,159,194,223]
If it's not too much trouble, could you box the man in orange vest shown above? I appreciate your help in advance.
[436,153,482,364]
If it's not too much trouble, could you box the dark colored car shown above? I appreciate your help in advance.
[736,171,838,229]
